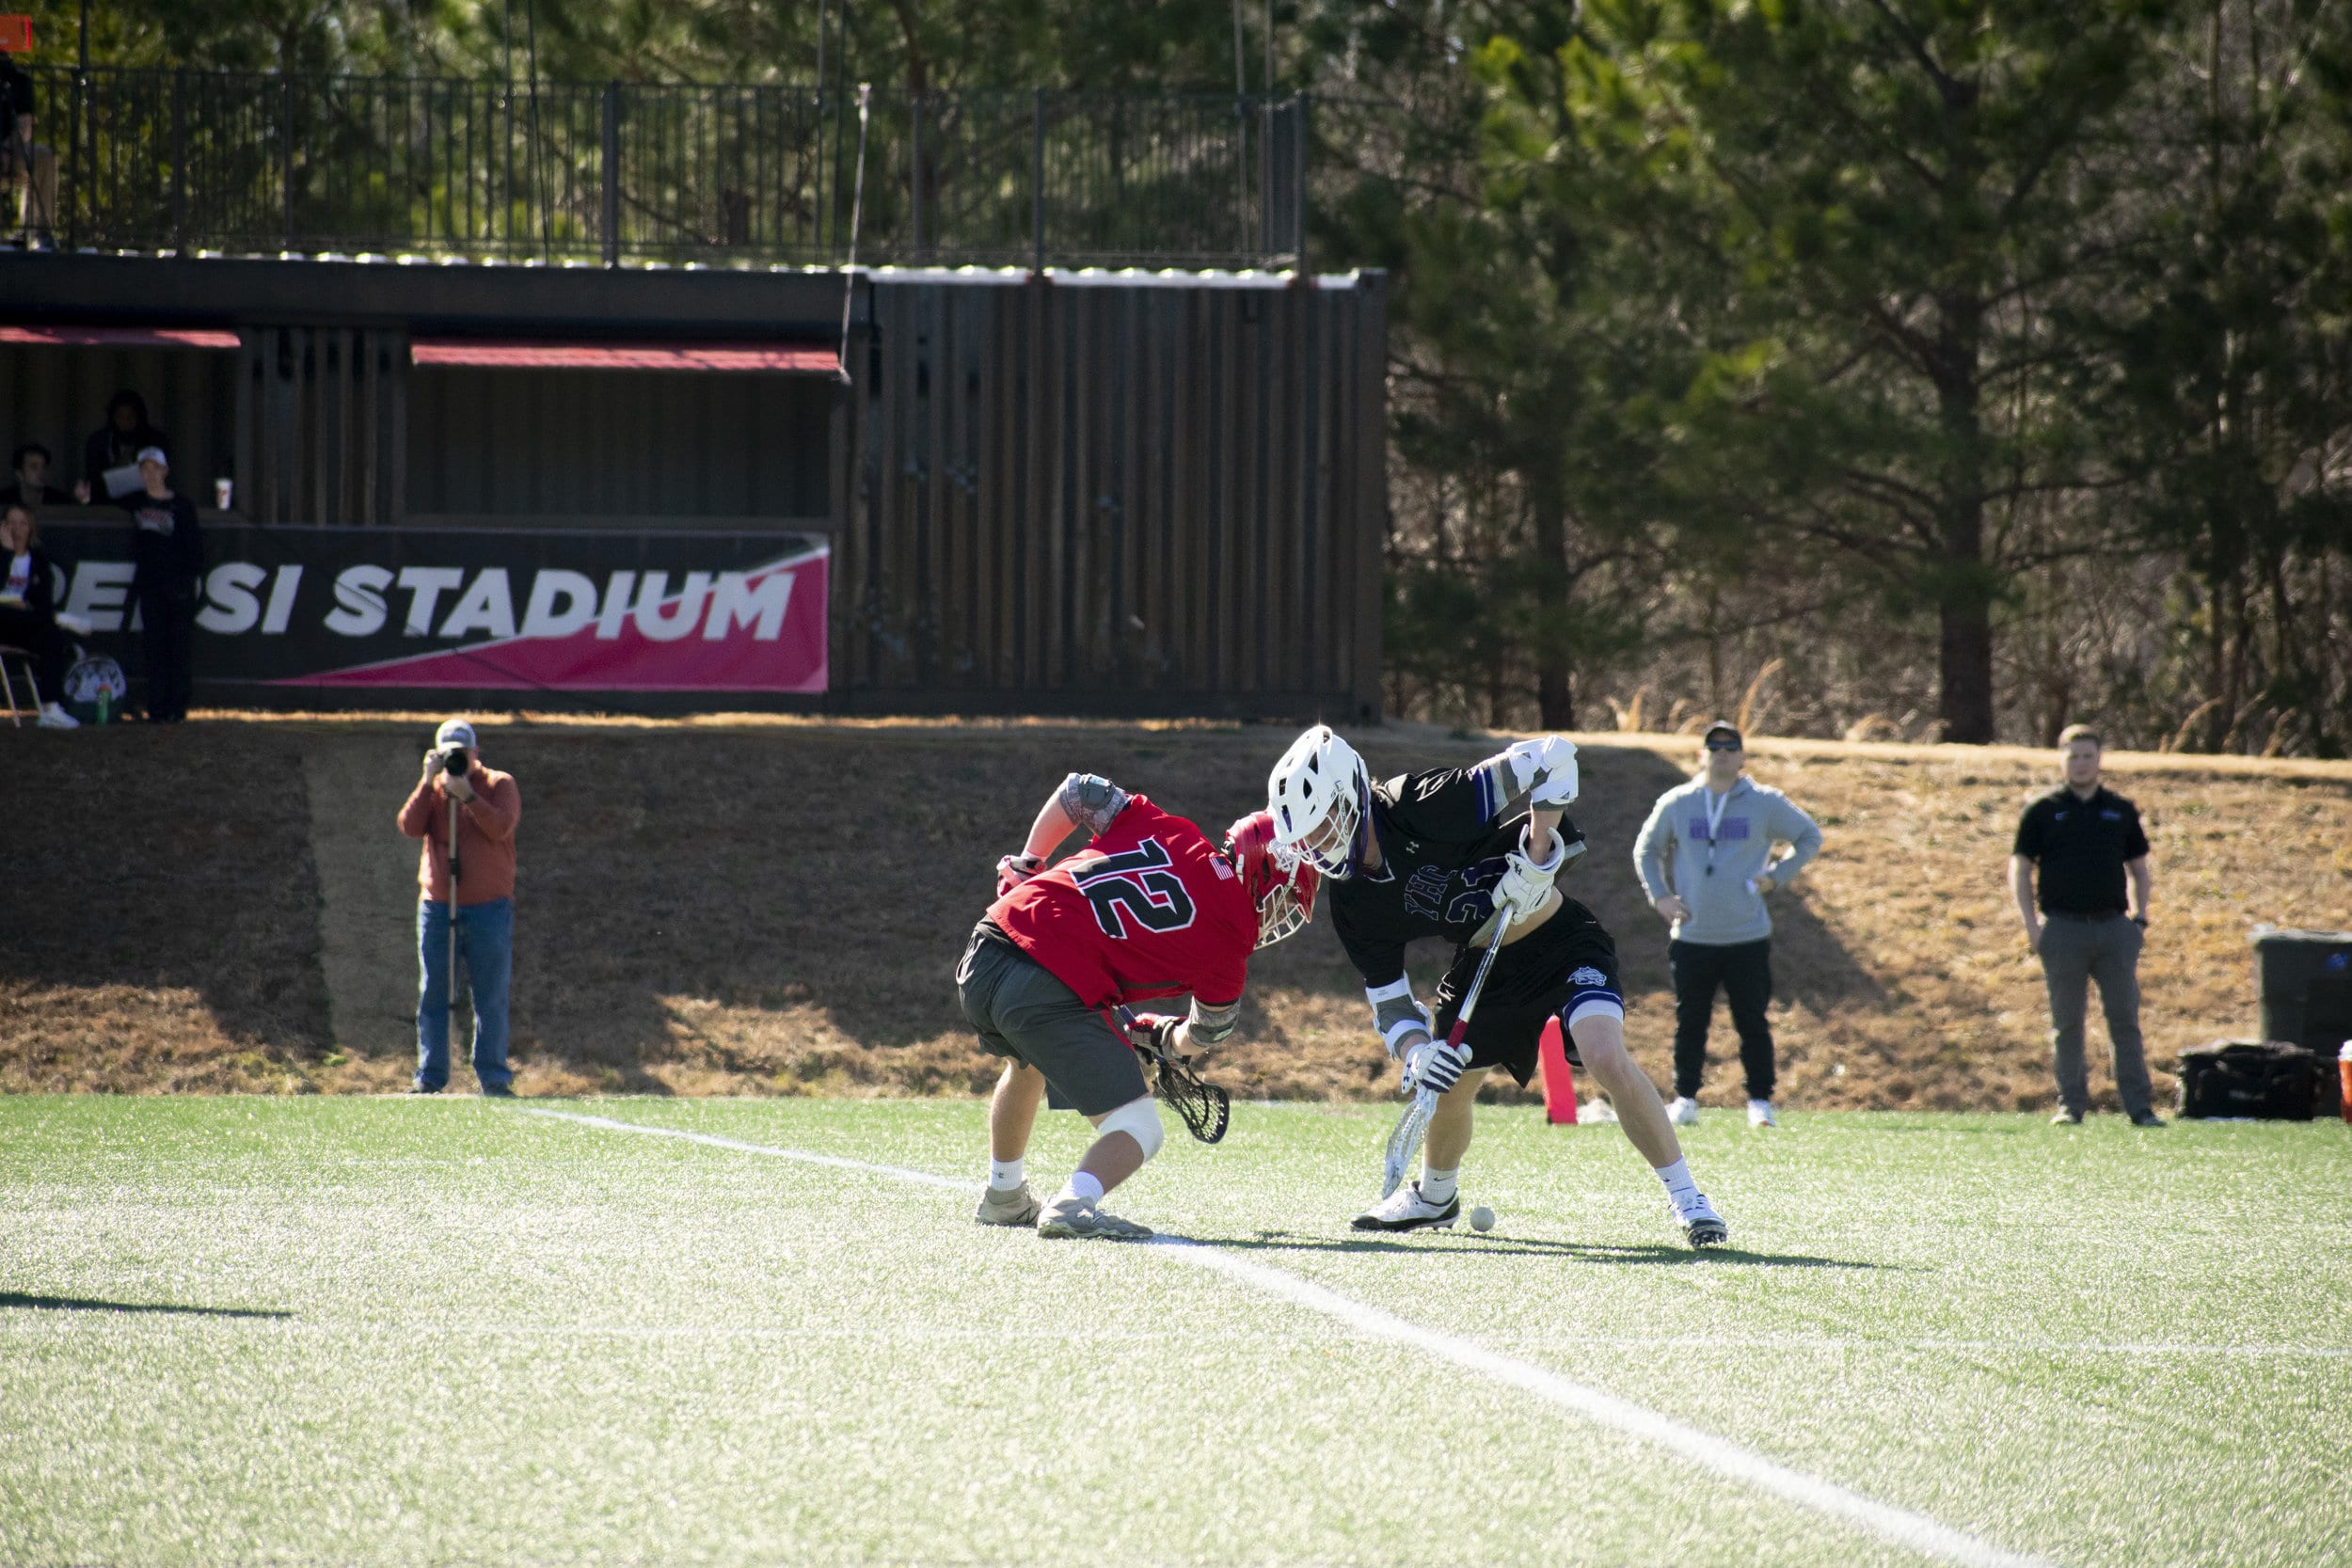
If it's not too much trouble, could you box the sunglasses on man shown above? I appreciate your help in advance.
[1705,737,1743,752]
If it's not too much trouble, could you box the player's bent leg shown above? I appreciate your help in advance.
[1039,1096,1161,1241]
[1423,1067,1486,1172]
[1569,1013,1678,1167]
[976,1061,1049,1226]
[1569,1008,1730,1249]
[990,1061,1048,1162]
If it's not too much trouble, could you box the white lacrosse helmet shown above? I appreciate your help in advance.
[1266,724,1371,879]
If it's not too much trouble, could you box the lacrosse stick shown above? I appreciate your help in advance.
[1116,1006,1232,1145]
[1380,912,1514,1198]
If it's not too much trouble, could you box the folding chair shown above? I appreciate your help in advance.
[0,643,36,727]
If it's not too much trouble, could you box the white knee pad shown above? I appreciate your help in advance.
[1096,1095,1166,1161]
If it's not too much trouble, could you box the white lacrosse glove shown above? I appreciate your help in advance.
[1403,1037,1470,1097]
[1494,828,1567,927]
[995,852,1044,896]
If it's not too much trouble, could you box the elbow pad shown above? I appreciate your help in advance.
[1057,772,1131,837]
[1488,736,1580,809]
[1364,976,1432,1055]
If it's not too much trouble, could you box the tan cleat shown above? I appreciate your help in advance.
[975,1181,1041,1227]
[1036,1195,1152,1241]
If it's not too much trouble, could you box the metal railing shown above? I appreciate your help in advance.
[27,67,1310,269]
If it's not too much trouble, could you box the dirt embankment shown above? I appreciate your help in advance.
[5,716,2348,1109]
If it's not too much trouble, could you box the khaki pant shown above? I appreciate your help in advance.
[4,134,56,237]
[2038,913,2153,1116]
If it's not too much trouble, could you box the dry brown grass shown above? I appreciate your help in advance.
[5,717,2347,1109]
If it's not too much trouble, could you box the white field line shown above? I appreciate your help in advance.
[525,1108,2050,1568]
[4,1313,2344,1360]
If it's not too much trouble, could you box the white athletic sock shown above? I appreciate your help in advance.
[989,1157,1025,1192]
[1058,1170,1106,1207]
[1652,1157,1700,1209]
[1418,1165,1459,1205]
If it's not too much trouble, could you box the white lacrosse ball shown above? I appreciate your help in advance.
[1470,1206,1496,1232]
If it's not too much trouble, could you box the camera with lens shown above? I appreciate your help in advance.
[440,745,470,777]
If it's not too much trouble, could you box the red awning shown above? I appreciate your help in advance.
[0,325,241,350]
[411,338,840,372]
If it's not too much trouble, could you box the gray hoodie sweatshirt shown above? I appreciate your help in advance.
[1633,774,1824,945]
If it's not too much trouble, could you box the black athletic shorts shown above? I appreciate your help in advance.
[1428,898,1623,1087]
[955,922,1148,1117]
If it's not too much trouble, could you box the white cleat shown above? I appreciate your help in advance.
[975,1181,1041,1227]
[1351,1181,1460,1232]
[36,703,78,730]
[1676,1193,1729,1249]
[1665,1096,1700,1126]
[1747,1099,1777,1128]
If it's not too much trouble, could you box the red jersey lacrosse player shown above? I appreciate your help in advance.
[957,773,1318,1240]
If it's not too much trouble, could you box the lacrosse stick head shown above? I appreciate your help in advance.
[1222,810,1322,949]
[1156,1056,1232,1144]
[1380,1089,1438,1199]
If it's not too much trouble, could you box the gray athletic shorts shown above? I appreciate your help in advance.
[956,923,1148,1117]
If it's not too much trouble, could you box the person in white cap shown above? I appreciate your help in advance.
[119,446,201,722]
[396,719,522,1096]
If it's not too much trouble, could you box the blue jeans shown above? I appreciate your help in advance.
[416,897,514,1091]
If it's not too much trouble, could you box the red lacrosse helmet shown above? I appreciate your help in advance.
[1223,810,1321,950]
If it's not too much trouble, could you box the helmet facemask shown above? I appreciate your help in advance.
[1225,811,1322,949]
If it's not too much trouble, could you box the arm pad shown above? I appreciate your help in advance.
[1185,997,1242,1046]
[1488,736,1580,809]
[1057,773,1131,837]
[1365,976,1432,1054]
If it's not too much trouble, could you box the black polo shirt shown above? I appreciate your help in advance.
[2012,785,2149,915]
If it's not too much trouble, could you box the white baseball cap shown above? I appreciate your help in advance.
[435,719,477,749]
[135,446,169,468]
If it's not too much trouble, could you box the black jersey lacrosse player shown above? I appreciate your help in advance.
[1266,725,1730,1247]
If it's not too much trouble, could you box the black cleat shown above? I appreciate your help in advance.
[480,1083,517,1099]
[2128,1109,2165,1128]
[1678,1194,1729,1248]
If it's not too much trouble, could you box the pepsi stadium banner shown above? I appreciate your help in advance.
[35,520,828,698]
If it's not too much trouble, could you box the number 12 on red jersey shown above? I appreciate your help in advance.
[1070,838,1199,939]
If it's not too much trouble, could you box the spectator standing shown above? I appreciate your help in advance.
[84,391,169,499]
[396,720,521,1098]
[1633,721,1824,1128]
[121,447,201,722]
[0,50,56,246]
[2010,724,2162,1127]
[0,500,77,727]
[1,443,72,509]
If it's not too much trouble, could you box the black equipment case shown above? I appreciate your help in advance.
[2176,1042,2330,1120]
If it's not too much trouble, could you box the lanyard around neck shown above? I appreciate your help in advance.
[1701,784,1734,868]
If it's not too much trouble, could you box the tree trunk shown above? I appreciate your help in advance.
[1932,297,1995,745]
[1528,473,1575,731]
[1938,602,1994,744]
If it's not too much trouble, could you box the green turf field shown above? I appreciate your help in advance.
[2,1097,2345,1568]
